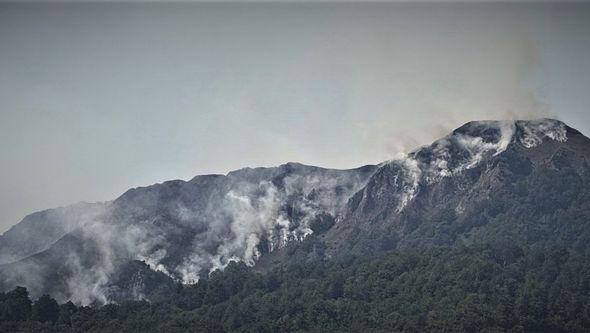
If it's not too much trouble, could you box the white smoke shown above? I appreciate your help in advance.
[389,156,422,212]
[452,121,515,170]
[518,119,567,148]
[175,171,362,282]
[383,119,568,213]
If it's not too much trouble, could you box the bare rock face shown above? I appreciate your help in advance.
[2,118,590,305]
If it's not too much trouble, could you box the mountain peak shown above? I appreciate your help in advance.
[370,118,575,212]
[514,118,569,148]
[415,118,571,163]
[451,118,570,148]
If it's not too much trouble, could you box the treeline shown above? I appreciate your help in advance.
[2,244,590,332]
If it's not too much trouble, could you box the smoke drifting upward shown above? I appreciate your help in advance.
[0,162,378,304]
[351,15,554,163]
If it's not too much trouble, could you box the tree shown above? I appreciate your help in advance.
[31,294,60,324]
[1,286,32,322]
[56,301,77,327]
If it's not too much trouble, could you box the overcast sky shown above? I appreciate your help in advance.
[1,3,589,232]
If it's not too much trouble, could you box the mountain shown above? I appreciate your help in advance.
[0,202,107,264]
[0,161,377,303]
[326,119,590,255]
[1,118,589,307]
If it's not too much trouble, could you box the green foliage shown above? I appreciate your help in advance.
[0,286,32,322]
[32,295,60,324]
[2,244,590,332]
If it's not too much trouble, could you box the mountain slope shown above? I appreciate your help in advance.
[327,119,590,254]
[0,162,377,303]
[1,118,589,306]
[0,202,107,264]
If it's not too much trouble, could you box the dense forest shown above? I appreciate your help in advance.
[2,242,590,333]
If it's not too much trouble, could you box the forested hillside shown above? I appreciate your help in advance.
[2,242,590,332]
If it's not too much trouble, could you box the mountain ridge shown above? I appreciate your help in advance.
[1,118,589,305]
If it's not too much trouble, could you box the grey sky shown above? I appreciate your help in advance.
[1,3,589,232]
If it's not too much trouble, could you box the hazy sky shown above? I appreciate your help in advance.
[1,3,589,232]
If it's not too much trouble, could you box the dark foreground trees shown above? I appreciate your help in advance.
[2,244,590,332]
